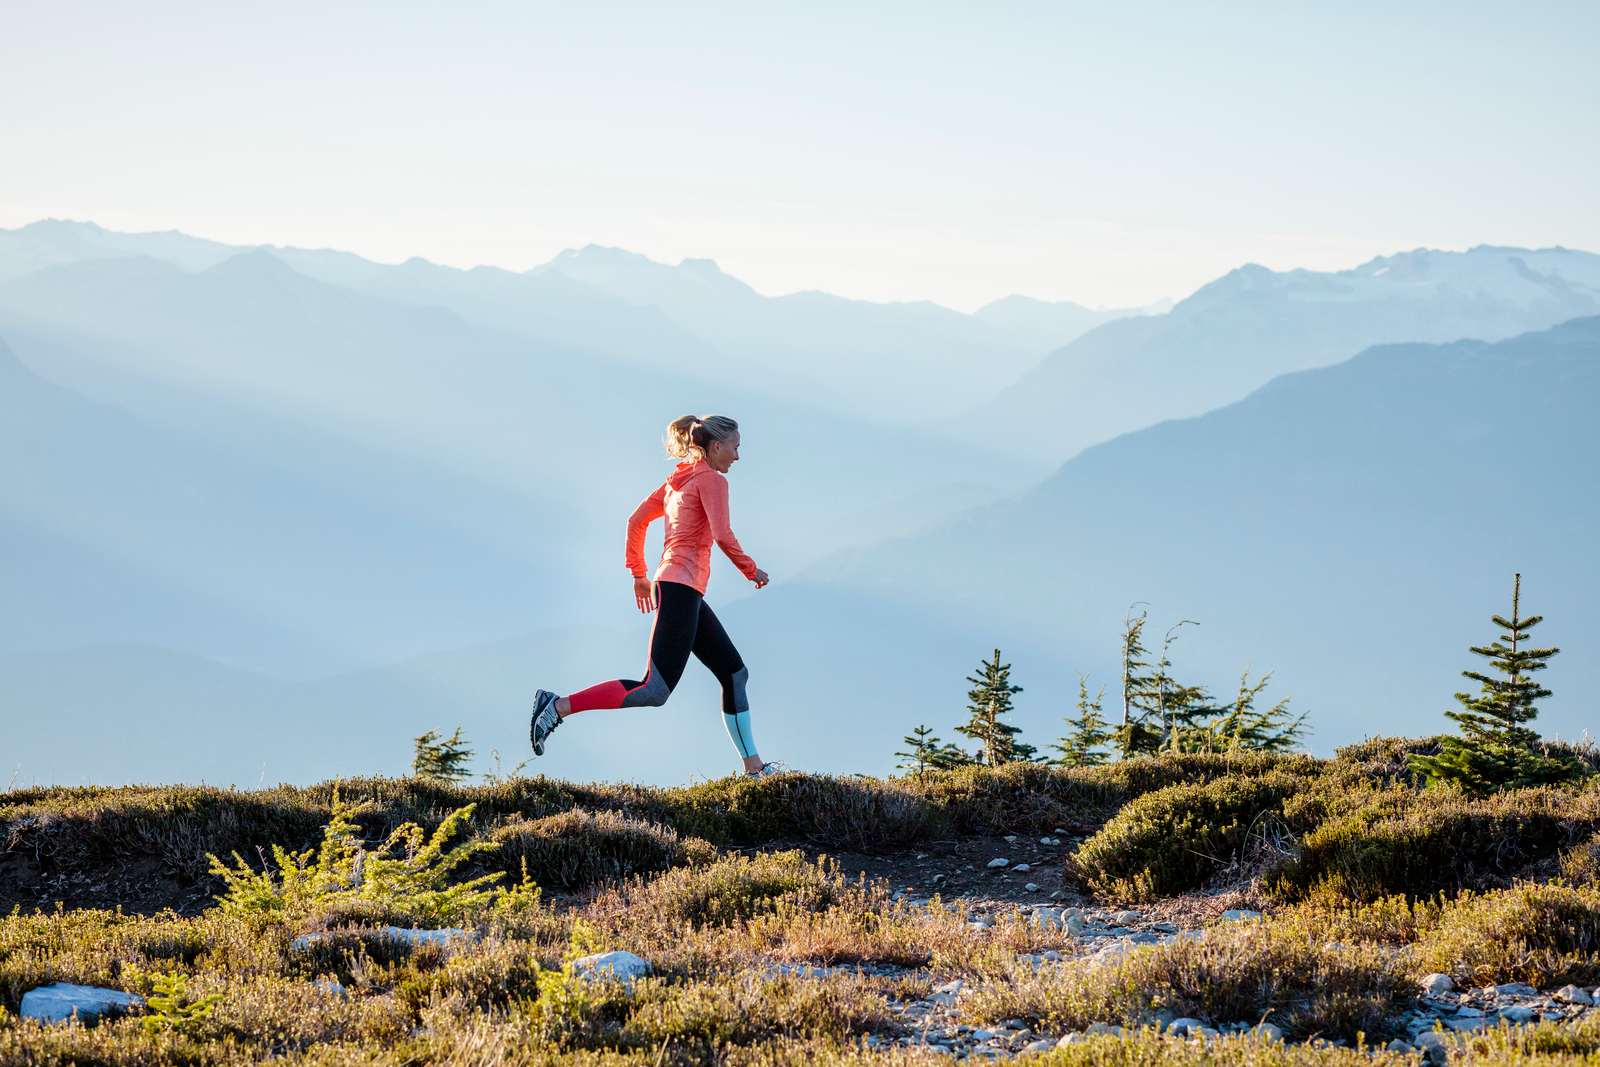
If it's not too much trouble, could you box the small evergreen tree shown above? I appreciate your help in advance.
[1168,668,1308,753]
[1410,574,1586,793]
[957,650,1035,765]
[896,725,941,773]
[1051,672,1112,766]
[1113,608,1163,757]
[926,739,980,770]
[413,726,474,785]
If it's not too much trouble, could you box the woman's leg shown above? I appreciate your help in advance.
[690,599,765,773]
[561,582,701,714]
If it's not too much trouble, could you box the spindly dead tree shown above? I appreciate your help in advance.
[1410,573,1586,793]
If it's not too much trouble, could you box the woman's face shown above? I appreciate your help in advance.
[704,430,741,473]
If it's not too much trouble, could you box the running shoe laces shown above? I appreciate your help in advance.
[530,690,563,756]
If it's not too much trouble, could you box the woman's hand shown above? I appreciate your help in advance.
[752,569,770,589]
[633,576,656,613]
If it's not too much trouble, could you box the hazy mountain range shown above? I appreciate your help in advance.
[1,219,1595,786]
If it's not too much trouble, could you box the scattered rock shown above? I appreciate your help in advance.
[1023,1039,1054,1053]
[572,950,652,986]
[1113,910,1140,925]
[312,978,346,997]
[1049,890,1066,900]
[932,874,947,885]
[1558,985,1596,1006]
[20,984,145,1025]
[1004,836,1018,843]
[1420,973,1455,995]
[1168,1017,1204,1036]
[1025,882,1041,892]
[1495,982,1539,997]
[1219,909,1262,923]
[1040,950,1061,962]
[987,858,1010,868]
[1498,1006,1536,1023]
[935,980,964,994]
[972,1029,996,1041]
[1253,1022,1283,1042]
[290,926,475,952]
[1386,1039,1416,1053]
[1056,1033,1083,1047]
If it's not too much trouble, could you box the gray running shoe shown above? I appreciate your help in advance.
[745,760,789,779]
[530,690,563,756]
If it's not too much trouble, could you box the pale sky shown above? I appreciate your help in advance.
[2,1,1595,311]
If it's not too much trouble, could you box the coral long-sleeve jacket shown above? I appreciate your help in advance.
[625,460,758,594]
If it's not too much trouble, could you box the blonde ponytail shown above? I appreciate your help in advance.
[665,414,739,460]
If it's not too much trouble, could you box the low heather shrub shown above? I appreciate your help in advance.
[965,912,1415,1042]
[1268,781,1600,902]
[1413,881,1600,987]
[486,810,715,889]
[1072,769,1319,901]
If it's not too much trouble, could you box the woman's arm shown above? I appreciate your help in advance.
[625,486,667,610]
[699,474,766,586]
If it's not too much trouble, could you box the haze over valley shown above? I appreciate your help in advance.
[2,220,1597,787]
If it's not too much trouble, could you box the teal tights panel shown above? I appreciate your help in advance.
[724,710,758,758]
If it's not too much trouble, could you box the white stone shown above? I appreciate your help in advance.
[1025,883,1041,892]
[1168,1017,1204,1036]
[1386,1040,1415,1053]
[928,993,959,1006]
[1114,910,1140,925]
[1055,1033,1083,1046]
[1253,1022,1283,1042]
[1012,864,1031,873]
[1420,973,1455,995]
[1219,909,1262,922]
[935,980,964,994]
[1004,836,1018,843]
[1039,837,1051,845]
[1082,1022,1111,1036]
[1558,985,1595,1006]
[572,950,652,985]
[1023,1039,1053,1053]
[1041,950,1061,961]
[20,984,145,1025]
[972,1029,996,1041]
[1499,1006,1536,1023]
[987,858,1010,868]
[1049,890,1067,900]
[1455,1006,1485,1018]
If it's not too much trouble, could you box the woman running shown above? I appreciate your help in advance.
[529,414,782,777]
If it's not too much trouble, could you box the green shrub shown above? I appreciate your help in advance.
[207,793,518,926]
[1268,781,1600,903]
[1413,881,1600,987]
[1072,769,1318,901]
[487,810,715,889]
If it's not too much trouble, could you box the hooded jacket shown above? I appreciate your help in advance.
[625,459,758,594]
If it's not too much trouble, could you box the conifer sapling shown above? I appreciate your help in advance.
[957,649,1035,765]
[1409,573,1585,793]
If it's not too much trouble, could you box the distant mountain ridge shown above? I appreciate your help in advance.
[971,245,1600,462]
[0,220,1160,425]
[771,315,1600,762]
